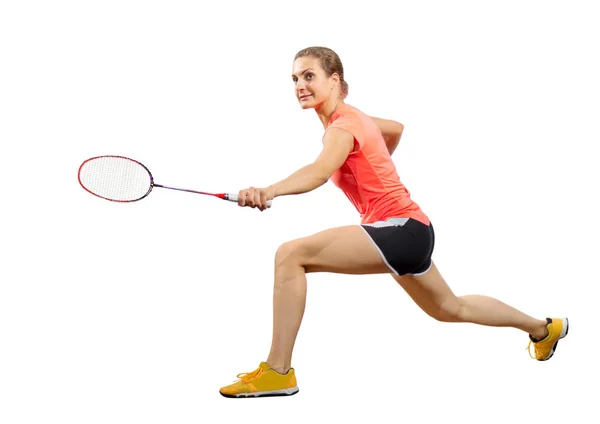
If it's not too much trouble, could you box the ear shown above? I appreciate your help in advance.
[330,73,340,89]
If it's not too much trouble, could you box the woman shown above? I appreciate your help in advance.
[218,46,568,398]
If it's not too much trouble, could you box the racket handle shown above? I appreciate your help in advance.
[225,193,272,208]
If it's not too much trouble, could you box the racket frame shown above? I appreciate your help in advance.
[78,155,269,206]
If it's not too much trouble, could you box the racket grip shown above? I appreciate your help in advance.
[225,193,272,208]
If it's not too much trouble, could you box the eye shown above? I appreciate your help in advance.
[292,76,298,83]
[305,73,314,80]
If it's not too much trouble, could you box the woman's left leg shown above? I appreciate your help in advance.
[265,224,392,374]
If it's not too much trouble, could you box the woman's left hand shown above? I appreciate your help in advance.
[237,186,276,211]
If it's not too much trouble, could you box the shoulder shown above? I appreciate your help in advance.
[330,103,363,122]
[324,104,370,151]
[327,104,365,132]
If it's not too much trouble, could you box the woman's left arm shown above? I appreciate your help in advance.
[238,128,353,210]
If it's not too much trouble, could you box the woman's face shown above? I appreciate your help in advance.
[292,56,336,110]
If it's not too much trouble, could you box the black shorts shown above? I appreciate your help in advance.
[360,217,435,276]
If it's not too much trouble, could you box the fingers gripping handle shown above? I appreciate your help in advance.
[225,193,273,208]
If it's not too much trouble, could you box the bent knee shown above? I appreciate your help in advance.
[274,239,307,269]
[431,297,464,323]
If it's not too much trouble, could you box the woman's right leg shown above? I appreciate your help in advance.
[393,262,550,340]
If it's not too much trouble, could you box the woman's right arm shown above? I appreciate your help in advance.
[370,116,404,155]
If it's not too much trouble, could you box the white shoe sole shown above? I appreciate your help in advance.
[221,386,299,398]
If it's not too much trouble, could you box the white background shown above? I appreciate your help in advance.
[1,1,599,423]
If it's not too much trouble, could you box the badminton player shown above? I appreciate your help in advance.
[218,46,569,398]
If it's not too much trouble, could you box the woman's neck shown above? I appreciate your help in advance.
[316,97,344,128]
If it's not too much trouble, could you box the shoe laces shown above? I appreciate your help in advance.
[526,340,536,359]
[526,335,549,359]
[237,367,263,384]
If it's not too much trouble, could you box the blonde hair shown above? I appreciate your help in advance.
[294,46,348,99]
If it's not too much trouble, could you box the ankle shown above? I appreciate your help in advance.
[530,322,550,341]
[265,360,289,374]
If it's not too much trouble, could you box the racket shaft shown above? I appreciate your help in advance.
[155,185,272,207]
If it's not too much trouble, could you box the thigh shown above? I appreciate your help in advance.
[392,262,458,316]
[288,225,391,275]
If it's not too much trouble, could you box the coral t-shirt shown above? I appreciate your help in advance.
[323,103,430,226]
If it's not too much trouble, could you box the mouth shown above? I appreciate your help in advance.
[298,94,312,101]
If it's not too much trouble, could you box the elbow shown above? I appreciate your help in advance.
[311,162,334,184]
[395,122,404,136]
[310,174,330,191]
[316,171,332,186]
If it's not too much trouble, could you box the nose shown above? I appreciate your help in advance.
[295,79,307,92]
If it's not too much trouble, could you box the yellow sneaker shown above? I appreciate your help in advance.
[219,362,299,398]
[528,317,569,361]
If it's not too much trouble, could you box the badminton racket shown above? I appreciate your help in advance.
[78,155,272,207]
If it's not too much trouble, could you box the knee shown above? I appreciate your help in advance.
[274,239,305,270]
[432,297,464,323]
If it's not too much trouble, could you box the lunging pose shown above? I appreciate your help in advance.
[219,46,569,398]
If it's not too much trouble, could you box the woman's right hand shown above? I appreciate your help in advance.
[237,186,275,211]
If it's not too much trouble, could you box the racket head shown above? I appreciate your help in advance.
[78,155,154,202]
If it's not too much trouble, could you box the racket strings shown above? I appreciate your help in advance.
[79,157,152,201]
